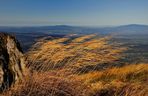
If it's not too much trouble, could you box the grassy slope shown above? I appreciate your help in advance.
[2,35,148,96]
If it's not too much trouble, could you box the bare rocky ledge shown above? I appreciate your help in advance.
[0,32,27,92]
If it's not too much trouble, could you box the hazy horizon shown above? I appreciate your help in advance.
[0,24,148,28]
[0,0,148,26]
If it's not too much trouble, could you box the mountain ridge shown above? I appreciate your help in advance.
[0,24,148,35]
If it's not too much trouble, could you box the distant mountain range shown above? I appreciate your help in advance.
[1,24,148,52]
[0,24,148,35]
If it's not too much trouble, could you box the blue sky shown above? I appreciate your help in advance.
[0,0,148,26]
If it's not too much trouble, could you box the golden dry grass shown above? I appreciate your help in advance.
[26,35,126,72]
[1,35,148,96]
[2,64,147,96]
[75,64,148,96]
[2,72,89,96]
[78,64,148,83]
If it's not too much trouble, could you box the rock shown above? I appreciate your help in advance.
[0,33,27,91]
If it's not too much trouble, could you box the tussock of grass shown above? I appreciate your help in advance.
[78,64,148,83]
[2,72,89,96]
[76,64,148,96]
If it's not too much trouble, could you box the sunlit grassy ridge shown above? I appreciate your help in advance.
[27,34,126,72]
[2,35,148,96]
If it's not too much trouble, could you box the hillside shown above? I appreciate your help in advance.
[1,24,148,53]
[1,34,147,96]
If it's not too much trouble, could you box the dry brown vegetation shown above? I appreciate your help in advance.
[26,34,126,72]
[77,64,148,96]
[2,35,148,96]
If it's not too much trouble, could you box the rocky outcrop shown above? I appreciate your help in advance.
[0,33,26,91]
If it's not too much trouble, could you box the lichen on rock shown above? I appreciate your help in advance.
[0,33,27,91]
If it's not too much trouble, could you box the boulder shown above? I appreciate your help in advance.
[0,33,26,91]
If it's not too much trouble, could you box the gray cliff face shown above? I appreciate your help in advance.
[0,33,26,91]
